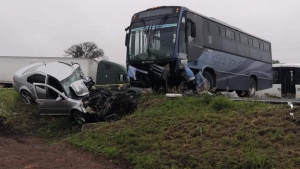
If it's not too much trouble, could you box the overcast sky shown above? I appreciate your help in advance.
[1,0,300,65]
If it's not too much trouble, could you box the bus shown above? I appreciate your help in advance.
[125,6,272,97]
[256,64,300,99]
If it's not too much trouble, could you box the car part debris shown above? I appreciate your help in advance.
[82,88,116,121]
[127,65,148,80]
[166,93,183,98]
[288,102,294,109]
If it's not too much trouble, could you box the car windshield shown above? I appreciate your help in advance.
[128,17,179,60]
[60,67,88,96]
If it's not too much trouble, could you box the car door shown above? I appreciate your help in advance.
[26,73,47,98]
[33,83,70,115]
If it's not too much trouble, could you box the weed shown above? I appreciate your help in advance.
[210,96,234,111]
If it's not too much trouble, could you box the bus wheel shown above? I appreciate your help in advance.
[203,71,214,91]
[236,77,256,97]
[247,77,257,97]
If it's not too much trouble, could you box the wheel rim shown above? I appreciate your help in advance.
[74,111,85,124]
[21,92,31,105]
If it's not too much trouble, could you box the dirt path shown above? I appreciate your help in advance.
[0,136,124,169]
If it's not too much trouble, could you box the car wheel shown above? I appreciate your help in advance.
[72,110,86,125]
[20,90,33,105]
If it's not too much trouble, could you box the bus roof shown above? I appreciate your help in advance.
[181,6,271,43]
[134,6,270,43]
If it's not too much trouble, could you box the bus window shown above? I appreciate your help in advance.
[204,21,209,32]
[253,39,259,48]
[264,43,270,52]
[186,12,203,61]
[259,42,263,50]
[236,33,240,42]
[241,35,248,44]
[249,39,253,47]
[221,28,225,37]
[226,29,234,40]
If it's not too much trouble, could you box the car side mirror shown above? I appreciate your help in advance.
[191,24,196,37]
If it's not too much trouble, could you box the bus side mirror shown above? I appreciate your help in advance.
[187,18,196,38]
[191,24,196,37]
[125,33,129,46]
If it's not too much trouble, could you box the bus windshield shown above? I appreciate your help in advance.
[128,17,179,60]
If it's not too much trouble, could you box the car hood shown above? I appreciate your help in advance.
[70,79,89,97]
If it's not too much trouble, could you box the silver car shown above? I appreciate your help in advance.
[13,61,110,124]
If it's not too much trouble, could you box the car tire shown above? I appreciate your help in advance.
[20,90,34,105]
[72,110,86,125]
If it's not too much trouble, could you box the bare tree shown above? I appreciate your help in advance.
[64,42,107,60]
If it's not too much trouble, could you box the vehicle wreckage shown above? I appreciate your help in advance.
[13,61,137,124]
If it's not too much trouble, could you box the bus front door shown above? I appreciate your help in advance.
[281,69,295,97]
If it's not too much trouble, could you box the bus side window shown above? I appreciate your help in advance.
[187,12,203,61]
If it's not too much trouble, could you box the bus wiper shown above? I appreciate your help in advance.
[152,15,169,37]
[147,15,169,59]
[141,19,149,34]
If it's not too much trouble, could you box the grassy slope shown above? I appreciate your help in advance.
[66,94,300,169]
[0,89,77,137]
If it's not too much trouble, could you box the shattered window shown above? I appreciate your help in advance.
[60,67,87,96]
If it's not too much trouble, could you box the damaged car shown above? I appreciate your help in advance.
[13,61,115,124]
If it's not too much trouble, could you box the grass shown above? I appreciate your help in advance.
[66,94,300,169]
[0,88,78,137]
[2,88,300,168]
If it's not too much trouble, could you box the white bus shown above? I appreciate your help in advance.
[256,63,300,99]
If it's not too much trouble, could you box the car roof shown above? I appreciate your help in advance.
[14,62,44,77]
[35,62,80,81]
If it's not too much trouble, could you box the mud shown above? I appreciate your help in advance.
[0,136,125,169]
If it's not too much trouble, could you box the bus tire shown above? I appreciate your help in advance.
[247,77,257,97]
[203,71,214,91]
[236,77,256,97]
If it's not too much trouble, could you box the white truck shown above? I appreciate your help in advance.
[0,56,128,88]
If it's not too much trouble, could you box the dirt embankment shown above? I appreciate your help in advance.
[0,136,125,169]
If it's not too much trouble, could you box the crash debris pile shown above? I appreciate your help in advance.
[82,88,115,118]
[82,86,139,121]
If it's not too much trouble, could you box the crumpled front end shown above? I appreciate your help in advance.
[81,87,116,121]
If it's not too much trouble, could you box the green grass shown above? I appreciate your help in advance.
[0,89,78,137]
[66,94,300,169]
[2,89,300,168]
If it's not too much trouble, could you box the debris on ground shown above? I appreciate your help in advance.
[165,93,183,98]
[80,84,140,122]
[81,87,116,121]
